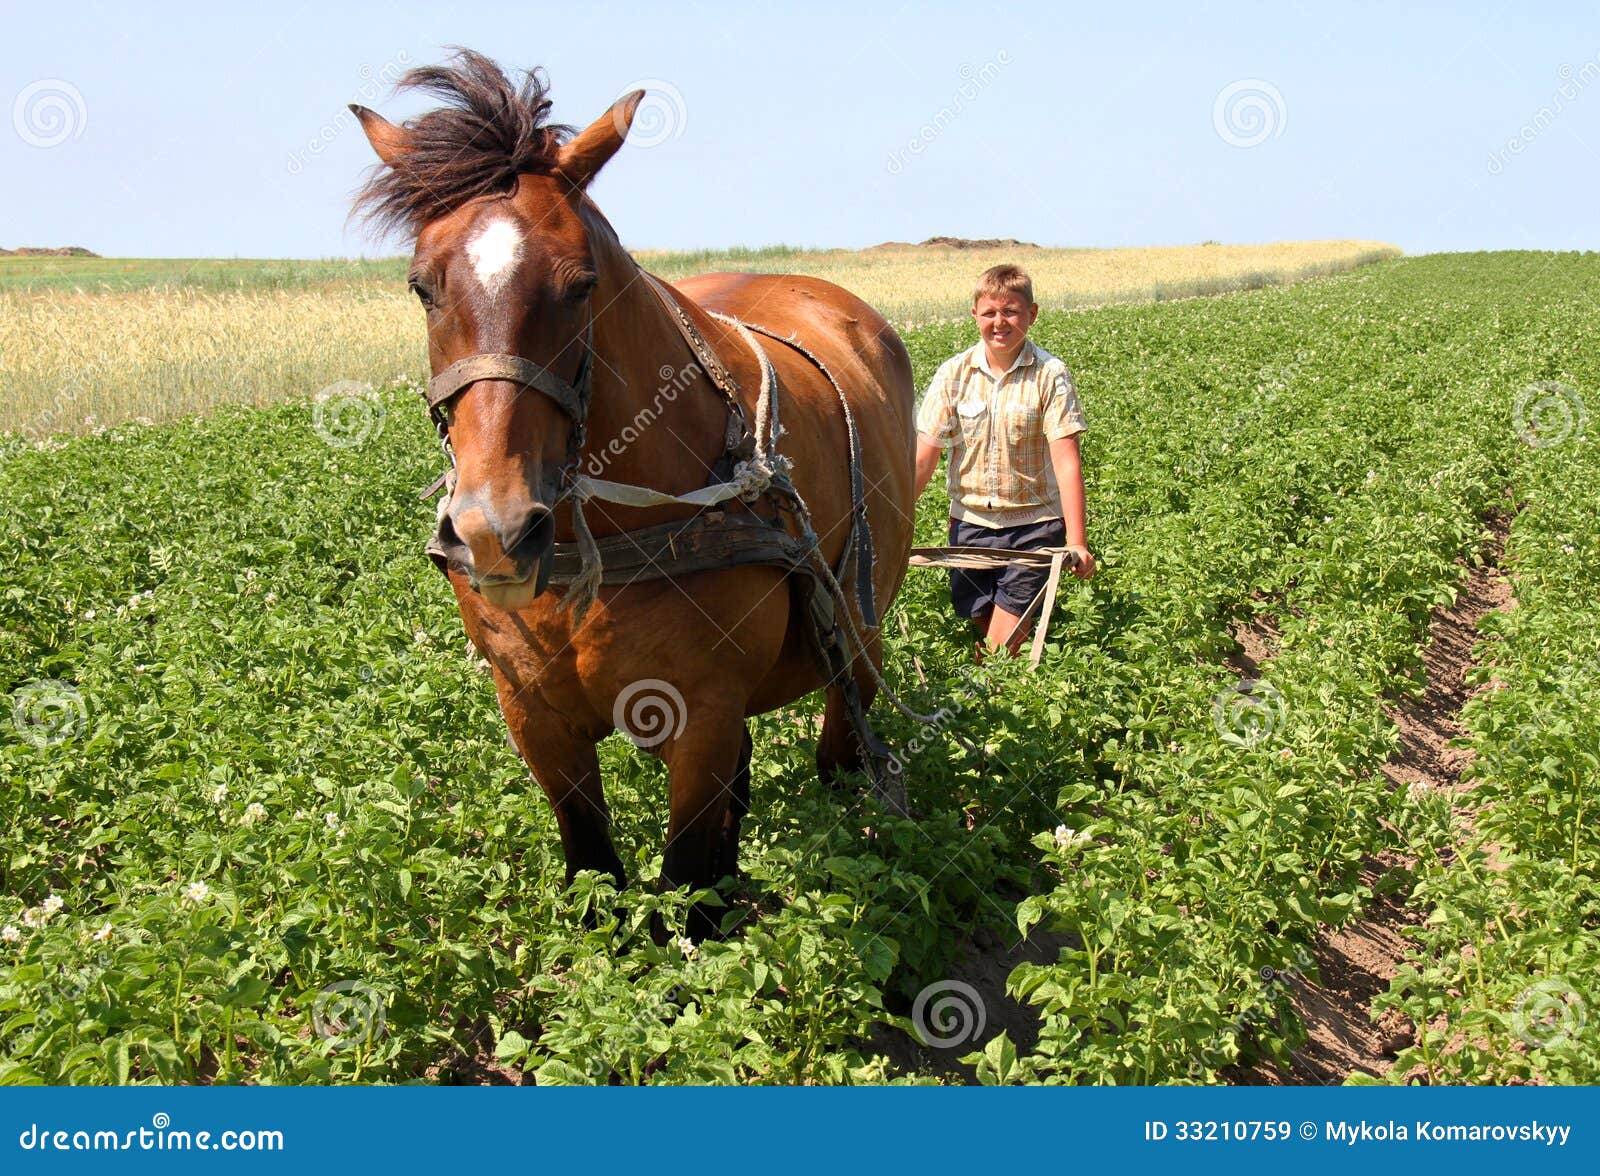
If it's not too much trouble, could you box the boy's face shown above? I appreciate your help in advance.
[972,292,1039,355]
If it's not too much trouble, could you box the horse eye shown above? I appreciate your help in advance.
[409,280,435,309]
[565,276,597,304]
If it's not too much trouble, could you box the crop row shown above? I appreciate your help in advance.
[1379,384,1597,1084]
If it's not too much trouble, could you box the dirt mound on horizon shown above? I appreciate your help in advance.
[868,237,1040,251]
[0,246,99,257]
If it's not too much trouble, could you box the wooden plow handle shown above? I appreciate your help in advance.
[905,545,1079,667]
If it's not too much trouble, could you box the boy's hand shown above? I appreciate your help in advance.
[1065,544,1095,579]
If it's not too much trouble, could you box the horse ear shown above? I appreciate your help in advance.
[557,90,645,188]
[349,104,413,165]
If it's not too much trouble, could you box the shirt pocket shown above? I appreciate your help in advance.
[956,399,988,445]
[1004,402,1041,444]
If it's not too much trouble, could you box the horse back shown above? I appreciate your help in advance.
[675,270,917,642]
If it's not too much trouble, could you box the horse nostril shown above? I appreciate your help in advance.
[435,510,464,553]
[503,505,555,569]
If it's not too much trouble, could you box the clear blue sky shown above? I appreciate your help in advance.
[4,1,1597,257]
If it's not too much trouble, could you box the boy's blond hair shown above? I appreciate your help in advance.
[973,264,1034,307]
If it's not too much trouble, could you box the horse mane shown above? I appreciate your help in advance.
[353,48,574,238]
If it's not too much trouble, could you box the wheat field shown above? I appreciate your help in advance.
[0,240,1398,438]
[638,239,1402,325]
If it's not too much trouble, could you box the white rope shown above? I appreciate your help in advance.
[559,314,788,620]
[563,480,604,621]
[570,464,773,511]
[563,313,790,527]
[708,311,794,487]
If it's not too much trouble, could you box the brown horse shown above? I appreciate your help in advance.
[352,51,915,936]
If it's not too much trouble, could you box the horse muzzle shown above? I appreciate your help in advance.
[436,496,557,606]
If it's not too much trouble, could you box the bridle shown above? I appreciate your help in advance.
[418,312,597,498]
[414,279,759,507]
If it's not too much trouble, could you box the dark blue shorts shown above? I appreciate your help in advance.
[947,517,1066,619]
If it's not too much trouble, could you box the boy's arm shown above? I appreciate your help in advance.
[1049,433,1095,579]
[913,434,944,498]
[913,361,956,500]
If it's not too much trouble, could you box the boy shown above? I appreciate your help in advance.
[913,264,1095,657]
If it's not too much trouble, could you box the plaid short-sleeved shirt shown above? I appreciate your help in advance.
[915,339,1087,527]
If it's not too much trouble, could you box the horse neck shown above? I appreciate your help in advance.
[579,226,732,497]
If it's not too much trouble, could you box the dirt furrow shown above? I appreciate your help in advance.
[1244,507,1516,1085]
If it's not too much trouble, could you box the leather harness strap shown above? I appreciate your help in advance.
[734,319,879,632]
[426,351,588,421]
[416,316,596,509]
[420,274,878,635]
[540,510,813,586]
[638,271,756,460]
[639,274,743,415]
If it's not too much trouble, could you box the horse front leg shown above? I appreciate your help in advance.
[662,710,751,941]
[498,686,625,890]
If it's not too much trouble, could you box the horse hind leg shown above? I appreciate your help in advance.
[815,629,882,790]
[710,724,753,885]
[816,635,910,815]
[817,685,866,789]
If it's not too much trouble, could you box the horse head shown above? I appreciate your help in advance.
[352,49,643,610]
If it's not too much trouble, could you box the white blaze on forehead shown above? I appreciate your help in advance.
[465,217,524,297]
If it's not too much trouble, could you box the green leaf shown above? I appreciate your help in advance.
[495,1031,530,1063]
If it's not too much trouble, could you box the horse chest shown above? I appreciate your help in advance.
[456,588,584,692]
